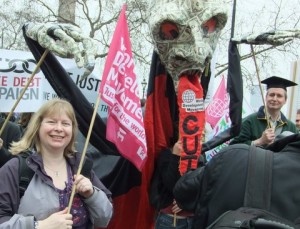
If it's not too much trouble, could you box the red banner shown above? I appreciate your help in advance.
[98,4,147,171]
[177,75,205,175]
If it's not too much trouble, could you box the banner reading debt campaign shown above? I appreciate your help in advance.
[0,49,108,117]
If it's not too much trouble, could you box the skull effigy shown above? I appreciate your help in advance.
[147,0,229,174]
[147,0,229,81]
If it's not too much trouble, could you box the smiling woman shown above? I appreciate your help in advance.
[10,98,78,157]
[0,98,113,229]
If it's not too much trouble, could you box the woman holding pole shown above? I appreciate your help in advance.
[0,98,113,229]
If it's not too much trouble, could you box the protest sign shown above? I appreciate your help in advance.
[0,49,108,117]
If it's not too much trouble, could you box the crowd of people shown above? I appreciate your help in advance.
[0,76,300,229]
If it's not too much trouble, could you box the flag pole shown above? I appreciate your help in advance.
[0,49,49,136]
[230,0,237,39]
[250,45,271,128]
[173,212,177,226]
[67,93,102,213]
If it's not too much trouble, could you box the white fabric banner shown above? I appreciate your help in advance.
[0,49,108,117]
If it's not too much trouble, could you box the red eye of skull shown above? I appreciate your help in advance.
[159,21,179,40]
[202,17,217,35]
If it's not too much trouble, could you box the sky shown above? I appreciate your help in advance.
[215,0,300,116]
[221,0,300,77]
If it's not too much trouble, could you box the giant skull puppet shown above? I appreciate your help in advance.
[145,0,229,174]
[147,0,228,84]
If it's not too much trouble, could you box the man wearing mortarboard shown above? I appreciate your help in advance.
[295,109,300,131]
[230,76,298,147]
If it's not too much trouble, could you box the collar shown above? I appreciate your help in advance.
[268,114,281,123]
[257,106,288,123]
[27,150,80,172]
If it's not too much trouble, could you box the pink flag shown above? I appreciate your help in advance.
[205,75,229,128]
[99,4,147,171]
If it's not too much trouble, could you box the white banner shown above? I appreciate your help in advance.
[205,96,254,161]
[0,49,108,118]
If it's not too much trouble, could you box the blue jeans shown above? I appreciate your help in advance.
[155,213,193,229]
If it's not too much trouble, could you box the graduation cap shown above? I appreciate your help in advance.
[261,76,297,91]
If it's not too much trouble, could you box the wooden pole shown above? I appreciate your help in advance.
[250,45,271,128]
[173,212,177,226]
[67,93,101,212]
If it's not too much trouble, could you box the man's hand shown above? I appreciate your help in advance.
[171,200,182,214]
[254,127,275,146]
[24,22,99,80]
[172,141,182,156]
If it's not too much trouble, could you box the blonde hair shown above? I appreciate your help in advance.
[10,98,78,156]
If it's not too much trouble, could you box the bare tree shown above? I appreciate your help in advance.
[1,0,299,88]
[58,0,76,23]
[0,1,45,50]
[216,0,300,91]
[0,0,151,79]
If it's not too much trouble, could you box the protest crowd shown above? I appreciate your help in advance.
[1,1,300,229]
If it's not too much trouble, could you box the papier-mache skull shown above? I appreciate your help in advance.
[148,0,229,80]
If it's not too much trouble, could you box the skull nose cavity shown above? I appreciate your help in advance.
[174,55,186,61]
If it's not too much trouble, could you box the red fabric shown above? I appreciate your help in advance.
[177,75,205,175]
[144,74,175,161]
[98,186,154,229]
[98,129,155,229]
